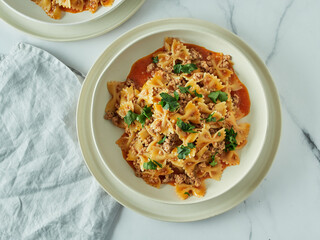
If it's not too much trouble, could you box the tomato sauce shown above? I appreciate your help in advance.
[127,44,250,116]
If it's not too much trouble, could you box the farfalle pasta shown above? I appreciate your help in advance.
[104,38,251,200]
[31,0,115,19]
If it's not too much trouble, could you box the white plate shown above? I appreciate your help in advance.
[0,0,145,41]
[2,0,124,25]
[77,18,281,221]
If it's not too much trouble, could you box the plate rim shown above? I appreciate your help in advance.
[0,0,145,41]
[76,18,282,221]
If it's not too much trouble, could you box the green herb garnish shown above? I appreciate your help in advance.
[124,110,138,126]
[184,192,191,196]
[218,118,225,122]
[177,145,191,159]
[173,63,198,74]
[210,153,218,167]
[193,90,203,98]
[178,85,191,94]
[225,127,238,152]
[218,132,221,136]
[152,56,159,63]
[159,91,180,112]
[143,158,162,170]
[202,113,216,122]
[176,118,197,133]
[136,105,153,127]
[208,91,228,103]
[158,135,167,144]
[187,143,196,149]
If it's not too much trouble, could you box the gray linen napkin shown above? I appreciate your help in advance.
[0,43,120,239]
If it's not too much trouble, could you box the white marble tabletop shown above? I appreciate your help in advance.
[1,0,320,239]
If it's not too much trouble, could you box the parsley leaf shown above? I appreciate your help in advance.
[143,159,157,170]
[143,158,162,170]
[218,132,221,136]
[177,143,195,159]
[136,106,153,127]
[187,143,196,149]
[177,145,191,159]
[152,56,159,63]
[202,113,216,122]
[208,91,228,103]
[193,90,203,98]
[184,192,190,196]
[124,110,138,126]
[178,85,191,94]
[158,135,167,144]
[153,160,162,168]
[225,127,238,152]
[210,153,218,167]
[173,63,198,74]
[218,118,225,122]
[159,92,180,112]
[176,118,197,133]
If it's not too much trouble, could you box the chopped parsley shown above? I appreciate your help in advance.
[143,158,162,170]
[177,145,191,159]
[218,132,221,136]
[152,56,159,63]
[187,143,196,149]
[225,127,238,152]
[173,63,198,74]
[218,118,225,122]
[208,91,228,103]
[124,106,153,127]
[158,135,167,144]
[124,110,138,126]
[159,91,180,112]
[210,153,218,167]
[193,90,203,98]
[176,118,197,133]
[177,143,195,159]
[136,106,153,127]
[178,85,191,94]
[202,113,216,122]
[184,192,191,196]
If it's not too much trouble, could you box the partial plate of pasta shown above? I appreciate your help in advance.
[77,19,281,218]
[0,0,145,41]
[2,0,125,24]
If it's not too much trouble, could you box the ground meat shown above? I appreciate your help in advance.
[166,77,184,91]
[190,48,202,60]
[111,114,122,128]
[146,63,155,73]
[232,94,240,106]
[178,93,193,113]
[104,111,114,120]
[163,133,181,153]
[174,174,187,185]
[133,161,142,177]
[220,55,231,68]
[200,60,210,71]
[209,128,217,135]
[162,174,174,183]
[143,135,153,146]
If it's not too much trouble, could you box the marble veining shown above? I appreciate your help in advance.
[265,0,295,65]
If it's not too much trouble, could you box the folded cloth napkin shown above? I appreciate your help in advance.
[0,43,120,239]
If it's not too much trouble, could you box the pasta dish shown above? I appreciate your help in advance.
[31,0,115,19]
[104,38,250,199]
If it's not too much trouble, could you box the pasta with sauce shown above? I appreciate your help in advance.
[104,38,250,200]
[31,0,115,19]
